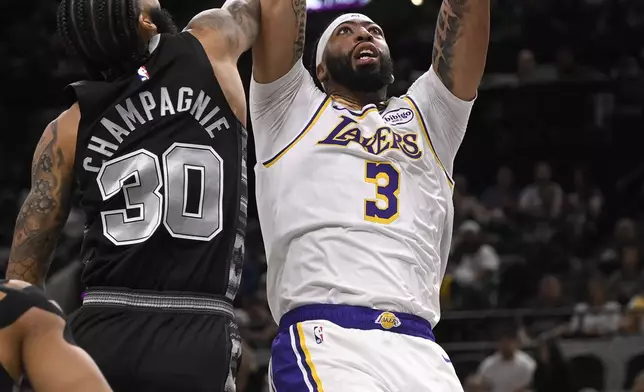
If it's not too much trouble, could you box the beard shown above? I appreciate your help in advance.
[149,7,178,35]
[325,48,394,93]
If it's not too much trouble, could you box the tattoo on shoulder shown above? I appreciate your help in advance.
[292,0,306,63]
[191,0,260,53]
[227,0,260,46]
[433,0,470,89]
[7,120,72,284]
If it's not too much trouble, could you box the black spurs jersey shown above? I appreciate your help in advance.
[67,33,247,298]
[0,281,65,392]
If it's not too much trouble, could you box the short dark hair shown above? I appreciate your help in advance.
[308,37,326,93]
[57,0,148,81]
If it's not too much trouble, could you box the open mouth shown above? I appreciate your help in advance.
[353,43,379,65]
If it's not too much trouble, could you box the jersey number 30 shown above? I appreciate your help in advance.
[97,142,223,246]
[364,161,400,224]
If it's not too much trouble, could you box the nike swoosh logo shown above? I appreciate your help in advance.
[442,355,452,363]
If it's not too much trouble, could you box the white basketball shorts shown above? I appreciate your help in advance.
[268,304,464,392]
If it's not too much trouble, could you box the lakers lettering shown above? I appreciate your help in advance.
[318,115,422,159]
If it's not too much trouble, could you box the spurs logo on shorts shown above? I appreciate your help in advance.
[375,311,401,330]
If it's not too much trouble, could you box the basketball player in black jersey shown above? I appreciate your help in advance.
[5,0,258,390]
[0,280,112,392]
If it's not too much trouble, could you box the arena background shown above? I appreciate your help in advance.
[1,0,644,391]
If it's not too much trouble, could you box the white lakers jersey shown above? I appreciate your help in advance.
[250,61,474,326]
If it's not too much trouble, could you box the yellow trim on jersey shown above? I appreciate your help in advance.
[331,100,379,120]
[402,96,455,188]
[355,107,378,120]
[263,97,332,168]
[296,322,325,392]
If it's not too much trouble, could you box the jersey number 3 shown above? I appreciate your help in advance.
[97,142,223,246]
[364,161,400,224]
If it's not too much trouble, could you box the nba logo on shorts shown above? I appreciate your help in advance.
[137,66,150,82]
[313,326,324,344]
[375,311,401,330]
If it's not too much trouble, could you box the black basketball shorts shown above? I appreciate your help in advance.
[68,289,241,392]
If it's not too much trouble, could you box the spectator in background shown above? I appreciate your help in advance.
[598,218,639,274]
[521,275,572,341]
[516,49,537,83]
[569,168,603,213]
[569,277,621,337]
[621,293,644,334]
[632,370,644,392]
[565,168,603,258]
[532,339,571,392]
[555,47,598,80]
[607,245,644,305]
[483,48,558,88]
[464,374,491,392]
[478,327,536,392]
[519,162,564,220]
[451,221,500,308]
[481,166,518,213]
[236,340,258,392]
[454,174,489,225]
[239,274,276,350]
[516,49,557,84]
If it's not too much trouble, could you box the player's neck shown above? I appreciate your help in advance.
[327,86,387,111]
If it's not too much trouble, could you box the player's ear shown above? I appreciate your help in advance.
[139,12,156,33]
[138,0,157,33]
[317,63,327,84]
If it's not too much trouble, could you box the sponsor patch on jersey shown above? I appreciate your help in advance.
[382,108,414,126]
[375,311,401,330]
[313,326,324,344]
[137,66,150,82]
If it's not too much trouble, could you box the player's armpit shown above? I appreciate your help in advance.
[6,105,79,286]
[251,0,306,83]
[185,0,261,61]
[19,309,112,392]
[432,0,490,101]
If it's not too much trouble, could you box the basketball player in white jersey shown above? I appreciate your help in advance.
[250,0,489,390]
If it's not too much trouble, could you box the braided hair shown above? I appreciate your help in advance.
[57,0,149,81]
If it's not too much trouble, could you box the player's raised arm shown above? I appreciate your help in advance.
[404,0,489,177]
[252,0,306,83]
[6,106,79,286]
[432,0,490,100]
[185,0,260,125]
[185,0,260,61]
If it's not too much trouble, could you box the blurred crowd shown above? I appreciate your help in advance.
[1,0,644,391]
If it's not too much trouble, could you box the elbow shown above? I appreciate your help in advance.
[240,3,261,53]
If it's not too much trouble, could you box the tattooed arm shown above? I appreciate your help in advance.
[186,0,260,60]
[403,0,489,177]
[186,0,260,126]
[6,105,79,286]
[251,0,306,83]
[432,0,490,100]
